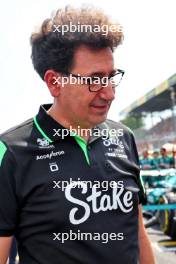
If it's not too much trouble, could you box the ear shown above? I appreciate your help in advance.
[44,70,61,97]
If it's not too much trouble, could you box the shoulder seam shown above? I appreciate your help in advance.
[0,118,33,138]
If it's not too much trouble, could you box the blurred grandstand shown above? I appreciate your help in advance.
[120,73,176,153]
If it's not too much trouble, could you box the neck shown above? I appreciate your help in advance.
[47,103,91,142]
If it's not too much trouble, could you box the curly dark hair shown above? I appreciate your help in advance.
[30,5,124,80]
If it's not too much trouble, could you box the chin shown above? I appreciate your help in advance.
[91,113,107,126]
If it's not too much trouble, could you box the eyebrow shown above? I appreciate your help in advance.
[86,69,117,77]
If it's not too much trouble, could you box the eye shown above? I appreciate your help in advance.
[90,76,100,85]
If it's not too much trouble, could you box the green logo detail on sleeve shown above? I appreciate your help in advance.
[0,141,7,166]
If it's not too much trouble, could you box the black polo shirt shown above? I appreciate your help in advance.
[0,104,145,264]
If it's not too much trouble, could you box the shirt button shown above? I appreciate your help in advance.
[105,160,112,170]
[87,145,91,150]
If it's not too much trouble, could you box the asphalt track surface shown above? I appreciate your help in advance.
[145,220,176,264]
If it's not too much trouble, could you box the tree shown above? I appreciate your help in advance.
[121,114,144,130]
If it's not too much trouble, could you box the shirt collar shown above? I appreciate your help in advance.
[34,104,110,143]
[34,104,65,143]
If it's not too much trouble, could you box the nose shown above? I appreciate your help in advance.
[99,83,115,101]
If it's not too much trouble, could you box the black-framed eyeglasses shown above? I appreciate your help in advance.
[62,69,125,92]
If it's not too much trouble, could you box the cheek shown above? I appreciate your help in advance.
[60,86,76,105]
[61,85,96,112]
[72,89,95,109]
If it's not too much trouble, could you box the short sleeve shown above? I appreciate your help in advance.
[0,140,18,236]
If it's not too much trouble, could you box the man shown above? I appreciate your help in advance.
[0,6,155,264]
[159,147,174,169]
[151,150,160,170]
[139,150,153,170]
[139,150,154,187]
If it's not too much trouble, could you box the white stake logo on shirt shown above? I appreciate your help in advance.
[65,181,133,225]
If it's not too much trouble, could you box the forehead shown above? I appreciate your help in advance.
[72,45,114,74]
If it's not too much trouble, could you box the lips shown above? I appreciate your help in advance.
[90,104,109,112]
[92,105,107,108]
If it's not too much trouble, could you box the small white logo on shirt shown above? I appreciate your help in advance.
[103,137,124,148]
[103,136,127,159]
[37,138,54,149]
[105,148,128,159]
[49,162,59,172]
[36,150,65,160]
